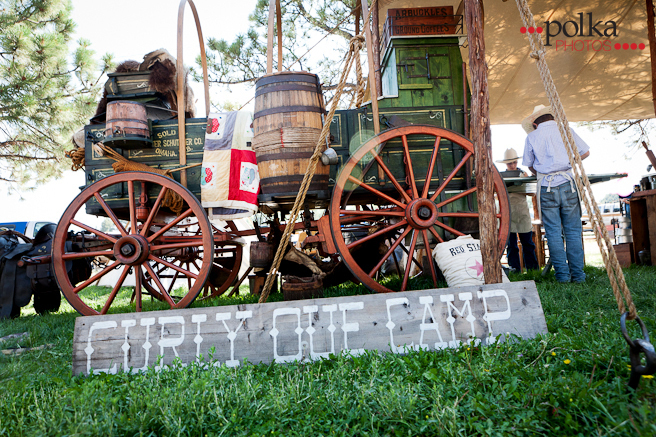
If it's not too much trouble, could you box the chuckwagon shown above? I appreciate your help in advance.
[50,2,512,316]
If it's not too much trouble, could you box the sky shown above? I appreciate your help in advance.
[0,0,652,224]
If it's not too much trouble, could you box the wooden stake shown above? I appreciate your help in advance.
[361,0,380,135]
[646,0,656,115]
[372,0,382,98]
[463,0,501,284]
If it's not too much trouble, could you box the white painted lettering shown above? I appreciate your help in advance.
[191,314,207,364]
[120,319,136,372]
[385,298,414,353]
[440,292,478,347]
[85,321,118,375]
[155,316,186,370]
[270,308,303,363]
[339,302,365,356]
[418,296,448,350]
[216,310,253,367]
[137,317,156,372]
[477,289,512,344]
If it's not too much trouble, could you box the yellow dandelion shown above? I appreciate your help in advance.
[569,398,573,402]
[564,359,571,365]
[426,415,429,419]
[643,375,654,379]
[551,352,556,356]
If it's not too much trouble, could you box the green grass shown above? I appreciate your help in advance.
[1,266,655,436]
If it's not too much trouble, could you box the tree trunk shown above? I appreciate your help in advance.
[372,0,382,98]
[464,0,501,284]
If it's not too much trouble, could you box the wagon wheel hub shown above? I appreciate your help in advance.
[114,235,150,266]
[405,198,438,229]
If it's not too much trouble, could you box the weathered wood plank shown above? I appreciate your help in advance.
[72,280,547,375]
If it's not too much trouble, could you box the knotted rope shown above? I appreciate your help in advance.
[96,143,201,215]
[515,0,637,319]
[65,147,86,171]
[258,33,366,303]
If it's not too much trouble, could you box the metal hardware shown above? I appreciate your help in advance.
[321,148,339,166]
[620,313,656,390]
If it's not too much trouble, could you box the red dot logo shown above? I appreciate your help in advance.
[528,26,535,33]
[536,27,543,33]
[623,43,629,50]
[631,43,637,50]
[614,43,621,50]
[639,43,646,50]
[520,27,527,33]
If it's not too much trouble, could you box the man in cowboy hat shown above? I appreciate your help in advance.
[497,148,539,273]
[522,104,590,283]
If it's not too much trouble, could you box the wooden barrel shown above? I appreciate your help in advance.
[104,101,151,149]
[252,71,329,197]
[249,241,275,268]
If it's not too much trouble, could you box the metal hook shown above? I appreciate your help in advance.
[620,313,656,391]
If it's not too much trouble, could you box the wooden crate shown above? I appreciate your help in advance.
[614,242,634,268]
[83,118,207,217]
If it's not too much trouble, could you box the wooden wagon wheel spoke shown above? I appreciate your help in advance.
[401,230,420,291]
[422,136,442,199]
[147,208,194,243]
[331,126,510,293]
[62,249,114,260]
[100,266,131,315]
[149,255,198,279]
[345,175,406,209]
[401,135,419,199]
[367,227,412,278]
[140,186,168,237]
[428,225,445,244]
[430,151,473,202]
[346,220,408,250]
[73,260,120,293]
[338,209,405,217]
[434,186,478,209]
[69,220,117,244]
[93,193,128,237]
[371,153,412,203]
[52,172,213,316]
[433,219,466,237]
[143,262,176,307]
[422,229,438,287]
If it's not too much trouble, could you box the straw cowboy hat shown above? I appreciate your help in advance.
[496,148,522,164]
[522,104,554,133]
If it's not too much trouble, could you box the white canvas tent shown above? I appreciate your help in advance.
[378,0,654,123]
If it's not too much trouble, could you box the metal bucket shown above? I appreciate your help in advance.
[104,101,152,149]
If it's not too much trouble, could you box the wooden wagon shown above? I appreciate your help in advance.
[50,3,511,316]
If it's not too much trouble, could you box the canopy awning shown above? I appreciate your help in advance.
[378,0,654,124]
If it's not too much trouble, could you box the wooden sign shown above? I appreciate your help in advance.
[387,7,458,36]
[72,280,547,375]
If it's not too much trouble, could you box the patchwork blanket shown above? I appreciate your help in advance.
[201,111,259,219]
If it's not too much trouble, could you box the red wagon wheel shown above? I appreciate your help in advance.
[141,221,243,299]
[52,171,214,316]
[329,125,510,293]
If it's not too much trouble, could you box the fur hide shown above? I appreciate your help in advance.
[91,49,196,123]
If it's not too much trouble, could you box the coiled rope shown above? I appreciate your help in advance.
[515,0,637,319]
[258,33,366,303]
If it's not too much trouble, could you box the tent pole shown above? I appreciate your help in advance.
[646,0,656,116]
[372,0,382,98]
[464,0,501,284]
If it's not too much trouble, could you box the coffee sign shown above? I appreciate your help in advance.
[387,7,458,37]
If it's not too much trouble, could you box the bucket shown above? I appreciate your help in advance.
[282,274,323,301]
[104,101,151,149]
[252,71,329,197]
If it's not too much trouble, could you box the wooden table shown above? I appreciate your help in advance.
[629,189,656,265]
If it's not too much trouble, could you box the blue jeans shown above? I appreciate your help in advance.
[540,183,585,282]
[507,231,540,271]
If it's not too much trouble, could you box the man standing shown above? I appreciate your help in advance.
[522,105,590,283]
[497,148,539,272]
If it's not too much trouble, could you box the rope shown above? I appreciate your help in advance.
[514,0,637,319]
[65,148,86,171]
[95,143,202,215]
[251,127,322,152]
[258,33,366,303]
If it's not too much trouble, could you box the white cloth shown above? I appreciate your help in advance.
[522,120,590,187]
[432,236,509,287]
